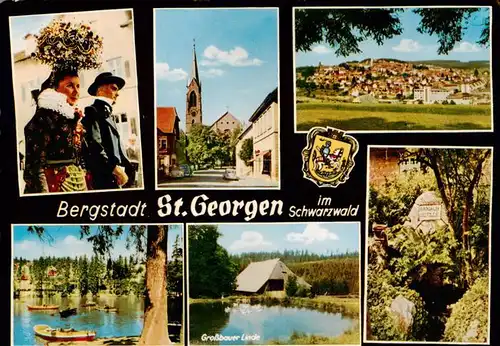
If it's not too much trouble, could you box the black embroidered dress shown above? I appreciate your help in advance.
[23,88,88,193]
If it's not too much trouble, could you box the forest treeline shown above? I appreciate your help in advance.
[14,234,183,297]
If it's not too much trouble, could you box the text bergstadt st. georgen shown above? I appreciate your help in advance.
[56,194,359,221]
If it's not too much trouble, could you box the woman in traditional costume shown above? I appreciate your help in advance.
[23,19,103,193]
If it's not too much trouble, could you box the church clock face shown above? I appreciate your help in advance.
[191,110,197,118]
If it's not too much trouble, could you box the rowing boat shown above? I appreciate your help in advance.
[59,307,77,318]
[27,304,59,311]
[96,305,118,313]
[33,324,96,342]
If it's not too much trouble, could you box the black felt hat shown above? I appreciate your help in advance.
[87,72,125,96]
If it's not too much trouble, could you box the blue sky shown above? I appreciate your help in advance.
[13,225,183,260]
[10,14,55,53]
[295,8,491,67]
[155,9,278,131]
[216,223,359,255]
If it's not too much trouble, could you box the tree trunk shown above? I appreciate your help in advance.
[138,225,172,345]
[461,150,489,288]
[461,201,472,288]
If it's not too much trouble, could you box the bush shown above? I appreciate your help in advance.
[295,285,311,297]
[285,276,298,297]
[369,170,436,227]
[367,266,428,341]
[443,277,489,342]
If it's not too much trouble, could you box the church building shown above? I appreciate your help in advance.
[210,111,242,134]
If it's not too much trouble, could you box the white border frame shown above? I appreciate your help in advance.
[153,7,281,191]
[8,8,146,197]
[363,145,493,344]
[186,221,362,346]
[10,222,185,345]
[292,6,494,134]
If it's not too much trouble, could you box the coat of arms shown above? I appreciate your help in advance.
[302,127,358,188]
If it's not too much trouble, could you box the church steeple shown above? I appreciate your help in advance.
[191,39,200,88]
[186,38,202,133]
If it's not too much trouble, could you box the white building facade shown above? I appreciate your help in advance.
[236,88,279,183]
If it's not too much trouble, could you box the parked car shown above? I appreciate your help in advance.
[223,168,239,180]
[179,164,193,177]
[170,166,185,178]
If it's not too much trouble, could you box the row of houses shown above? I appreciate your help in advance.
[305,59,490,104]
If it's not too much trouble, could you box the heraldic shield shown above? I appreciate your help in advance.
[302,127,359,187]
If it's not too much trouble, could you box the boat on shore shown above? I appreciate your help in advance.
[33,324,96,342]
[59,307,77,318]
[81,301,97,307]
[27,304,59,311]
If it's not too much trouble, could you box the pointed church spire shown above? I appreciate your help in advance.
[191,38,200,87]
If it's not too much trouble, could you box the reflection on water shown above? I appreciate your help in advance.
[13,295,182,346]
[189,301,357,345]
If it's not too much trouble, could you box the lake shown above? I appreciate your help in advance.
[13,295,182,346]
[189,301,357,345]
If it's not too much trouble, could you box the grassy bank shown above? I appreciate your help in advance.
[190,295,359,317]
[296,101,492,131]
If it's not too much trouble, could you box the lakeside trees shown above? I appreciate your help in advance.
[17,225,183,346]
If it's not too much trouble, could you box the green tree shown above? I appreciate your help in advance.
[168,234,183,295]
[297,66,316,79]
[295,8,489,57]
[286,276,298,297]
[229,126,243,165]
[175,131,189,165]
[409,148,491,288]
[78,256,89,296]
[238,138,254,167]
[189,225,238,298]
[186,124,231,168]
[88,256,105,296]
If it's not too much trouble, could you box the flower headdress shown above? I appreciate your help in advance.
[32,18,104,74]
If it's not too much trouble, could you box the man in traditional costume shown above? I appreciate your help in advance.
[82,72,134,189]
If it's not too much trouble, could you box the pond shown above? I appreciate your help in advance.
[13,295,182,346]
[189,301,357,345]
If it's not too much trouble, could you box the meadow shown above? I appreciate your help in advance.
[296,101,492,131]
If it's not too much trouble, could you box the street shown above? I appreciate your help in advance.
[158,169,279,188]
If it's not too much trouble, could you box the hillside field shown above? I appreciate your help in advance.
[296,101,492,131]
